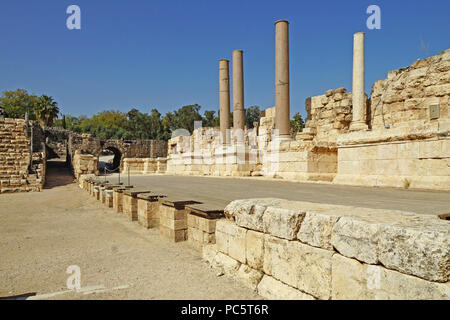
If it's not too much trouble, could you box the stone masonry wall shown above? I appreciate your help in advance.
[370,49,450,130]
[73,150,99,179]
[123,157,167,174]
[302,88,355,147]
[203,198,449,300]
[0,118,46,193]
[335,49,450,190]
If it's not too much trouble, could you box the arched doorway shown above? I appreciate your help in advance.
[98,146,122,173]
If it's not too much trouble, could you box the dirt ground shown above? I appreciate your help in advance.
[0,162,260,300]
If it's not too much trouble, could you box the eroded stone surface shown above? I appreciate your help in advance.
[262,206,304,240]
[257,275,315,300]
[332,254,450,300]
[298,211,340,250]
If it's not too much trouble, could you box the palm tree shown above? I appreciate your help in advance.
[36,95,59,127]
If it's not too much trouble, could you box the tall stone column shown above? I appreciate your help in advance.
[350,32,368,131]
[219,59,230,144]
[275,20,291,138]
[232,50,245,130]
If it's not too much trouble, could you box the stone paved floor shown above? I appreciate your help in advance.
[106,173,450,216]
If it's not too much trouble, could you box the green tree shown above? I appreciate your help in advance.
[172,104,203,133]
[245,106,261,128]
[0,89,40,119]
[203,110,219,127]
[290,112,304,133]
[36,95,60,126]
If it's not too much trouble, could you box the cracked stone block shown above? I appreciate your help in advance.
[257,275,315,300]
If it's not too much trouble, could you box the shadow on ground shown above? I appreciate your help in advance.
[44,160,75,189]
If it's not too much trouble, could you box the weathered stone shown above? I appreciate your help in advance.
[236,265,264,290]
[215,219,247,263]
[377,221,450,282]
[290,241,334,300]
[263,234,333,299]
[246,230,265,270]
[212,252,241,277]
[257,275,315,300]
[332,254,450,300]
[298,211,340,250]
[262,206,304,240]
[224,198,285,231]
[331,216,379,264]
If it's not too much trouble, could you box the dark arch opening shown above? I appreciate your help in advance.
[98,146,122,173]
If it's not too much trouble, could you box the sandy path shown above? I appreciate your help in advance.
[0,162,260,300]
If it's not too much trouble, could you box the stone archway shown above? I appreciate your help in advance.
[98,146,122,173]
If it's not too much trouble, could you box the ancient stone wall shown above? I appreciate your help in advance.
[302,88,355,147]
[335,49,450,190]
[0,118,46,193]
[203,198,449,300]
[370,49,449,130]
[44,127,70,159]
[123,157,167,174]
[62,131,168,179]
[72,151,98,179]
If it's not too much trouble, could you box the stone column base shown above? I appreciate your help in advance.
[349,121,369,131]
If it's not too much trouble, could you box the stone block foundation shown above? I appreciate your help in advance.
[203,198,450,300]
[137,193,166,229]
[158,199,200,242]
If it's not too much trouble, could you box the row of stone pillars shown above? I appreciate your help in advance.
[218,20,368,144]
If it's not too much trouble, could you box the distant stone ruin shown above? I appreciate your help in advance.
[165,25,450,191]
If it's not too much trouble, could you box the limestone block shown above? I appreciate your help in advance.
[160,215,187,230]
[263,235,292,283]
[331,216,379,264]
[289,241,334,300]
[397,141,420,159]
[257,275,315,300]
[262,206,305,240]
[332,254,450,300]
[277,151,307,162]
[215,219,247,263]
[187,214,199,228]
[137,199,160,229]
[159,225,187,242]
[225,199,285,231]
[229,228,247,264]
[246,230,265,270]
[419,140,441,159]
[297,211,340,250]
[212,252,241,277]
[236,265,264,290]
[159,204,186,220]
[198,217,216,233]
[377,143,398,160]
[263,234,333,299]
[377,222,450,282]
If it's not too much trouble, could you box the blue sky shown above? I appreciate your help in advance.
[0,0,449,119]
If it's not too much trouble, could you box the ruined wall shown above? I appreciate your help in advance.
[123,157,167,174]
[64,131,168,179]
[302,88,354,147]
[370,49,449,130]
[166,126,261,177]
[335,49,450,190]
[203,198,449,300]
[0,118,46,193]
[72,150,98,179]
[44,127,70,159]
